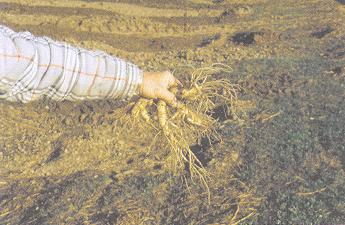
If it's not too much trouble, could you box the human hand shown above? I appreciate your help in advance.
[139,71,181,107]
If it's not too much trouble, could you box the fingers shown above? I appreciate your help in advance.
[141,70,182,107]
[164,71,183,88]
[155,88,178,107]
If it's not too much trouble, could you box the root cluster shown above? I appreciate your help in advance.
[115,64,243,198]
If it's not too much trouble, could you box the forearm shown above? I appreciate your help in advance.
[0,25,143,103]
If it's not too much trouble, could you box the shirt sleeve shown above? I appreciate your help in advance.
[0,25,143,103]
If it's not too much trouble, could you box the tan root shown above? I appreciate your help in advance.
[115,64,244,201]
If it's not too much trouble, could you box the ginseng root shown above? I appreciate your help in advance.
[170,103,212,128]
[131,98,154,123]
[157,100,168,130]
[178,64,242,116]
[116,64,243,202]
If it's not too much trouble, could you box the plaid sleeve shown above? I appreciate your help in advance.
[0,25,143,103]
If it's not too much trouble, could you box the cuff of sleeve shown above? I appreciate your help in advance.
[124,64,143,99]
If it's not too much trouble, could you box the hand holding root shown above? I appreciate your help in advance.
[118,64,243,200]
[140,71,181,107]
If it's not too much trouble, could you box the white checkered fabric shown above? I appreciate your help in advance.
[0,25,143,103]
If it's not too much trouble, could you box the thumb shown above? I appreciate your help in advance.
[155,88,177,107]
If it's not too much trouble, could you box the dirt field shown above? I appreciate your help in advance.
[1,0,345,224]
